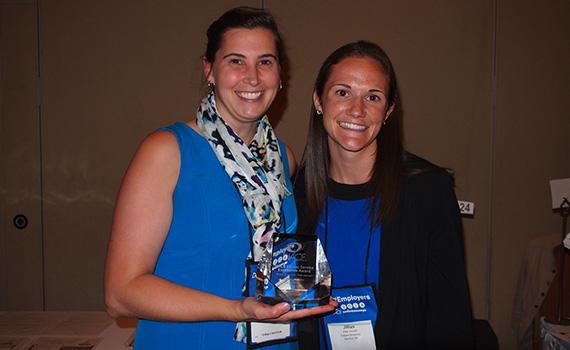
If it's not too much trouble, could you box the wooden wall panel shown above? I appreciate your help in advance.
[491,0,570,348]
[0,1,43,310]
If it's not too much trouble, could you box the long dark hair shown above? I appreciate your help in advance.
[298,41,404,232]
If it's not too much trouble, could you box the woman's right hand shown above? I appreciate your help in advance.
[236,296,338,323]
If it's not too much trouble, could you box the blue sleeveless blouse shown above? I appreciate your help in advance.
[134,122,298,349]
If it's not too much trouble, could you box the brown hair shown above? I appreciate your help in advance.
[204,7,285,65]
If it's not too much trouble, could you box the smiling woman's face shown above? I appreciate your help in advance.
[203,27,280,136]
[314,56,394,158]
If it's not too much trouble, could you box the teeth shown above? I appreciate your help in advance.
[236,91,262,100]
[339,121,367,131]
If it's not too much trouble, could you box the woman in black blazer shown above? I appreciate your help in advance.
[295,40,474,350]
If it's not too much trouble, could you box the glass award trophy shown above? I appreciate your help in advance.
[255,234,331,310]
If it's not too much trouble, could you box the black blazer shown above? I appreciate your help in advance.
[295,155,474,350]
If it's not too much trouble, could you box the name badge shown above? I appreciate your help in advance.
[322,284,378,350]
[250,322,292,344]
[242,260,298,347]
[328,320,376,350]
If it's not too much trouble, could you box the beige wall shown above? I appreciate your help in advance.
[491,0,570,345]
[1,1,568,348]
[36,0,257,310]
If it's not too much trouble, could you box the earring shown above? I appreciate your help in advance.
[208,81,215,90]
[279,81,283,90]
[316,109,323,116]
[382,119,387,126]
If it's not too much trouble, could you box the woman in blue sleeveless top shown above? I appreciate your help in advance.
[104,7,335,349]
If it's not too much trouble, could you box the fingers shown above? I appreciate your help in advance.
[271,298,338,322]
[327,297,339,308]
[266,302,292,319]
[241,297,338,323]
[278,304,336,321]
[240,298,291,321]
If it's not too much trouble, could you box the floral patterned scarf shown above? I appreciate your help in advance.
[196,92,289,265]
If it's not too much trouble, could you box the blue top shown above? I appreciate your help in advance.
[314,180,380,349]
[134,122,298,350]
[315,181,380,288]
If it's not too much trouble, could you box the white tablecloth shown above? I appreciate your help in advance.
[0,311,136,349]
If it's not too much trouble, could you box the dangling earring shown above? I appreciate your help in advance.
[208,81,215,92]
[279,81,283,90]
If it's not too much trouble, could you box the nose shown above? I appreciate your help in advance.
[244,65,260,86]
[349,98,365,118]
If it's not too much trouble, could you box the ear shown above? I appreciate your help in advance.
[384,103,395,122]
[312,91,322,112]
[202,57,214,84]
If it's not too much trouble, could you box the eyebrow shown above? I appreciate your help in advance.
[332,83,386,94]
[222,53,278,60]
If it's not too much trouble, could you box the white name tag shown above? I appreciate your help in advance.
[250,322,291,344]
[327,320,376,350]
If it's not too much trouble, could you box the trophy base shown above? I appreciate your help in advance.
[290,296,330,310]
